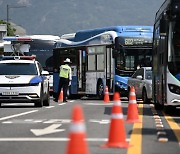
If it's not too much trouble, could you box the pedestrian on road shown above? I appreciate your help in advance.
[55,58,72,102]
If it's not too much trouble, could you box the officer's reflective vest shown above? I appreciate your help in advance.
[59,64,71,79]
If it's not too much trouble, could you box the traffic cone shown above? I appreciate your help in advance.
[101,92,130,148]
[66,105,89,154]
[58,88,63,102]
[126,86,141,123]
[104,86,110,103]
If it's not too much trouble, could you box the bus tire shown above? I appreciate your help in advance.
[97,81,104,100]
[164,106,176,114]
[154,101,164,110]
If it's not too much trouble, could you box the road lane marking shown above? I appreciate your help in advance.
[31,124,65,136]
[44,119,71,124]
[0,110,38,121]
[127,104,143,154]
[2,119,72,124]
[0,137,130,142]
[84,103,113,105]
[45,106,55,109]
[89,119,110,124]
[1,103,34,106]
[163,112,180,146]
[58,103,66,106]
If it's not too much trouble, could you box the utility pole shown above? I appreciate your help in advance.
[6,4,27,35]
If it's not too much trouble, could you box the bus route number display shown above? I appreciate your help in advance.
[125,38,145,45]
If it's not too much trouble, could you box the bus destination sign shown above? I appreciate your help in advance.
[124,38,152,46]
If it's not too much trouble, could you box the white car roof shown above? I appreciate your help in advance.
[141,67,152,70]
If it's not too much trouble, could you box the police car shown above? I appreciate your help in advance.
[0,56,50,107]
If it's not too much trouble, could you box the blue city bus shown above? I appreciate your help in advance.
[53,26,153,98]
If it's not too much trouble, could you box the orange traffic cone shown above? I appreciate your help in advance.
[58,88,63,102]
[101,92,130,148]
[126,86,141,123]
[104,86,110,103]
[66,105,89,154]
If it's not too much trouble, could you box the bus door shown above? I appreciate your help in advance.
[106,47,114,92]
[68,48,87,95]
[53,48,79,96]
[78,49,87,93]
[67,49,79,95]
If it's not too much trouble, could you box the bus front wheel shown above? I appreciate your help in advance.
[97,81,104,100]
[154,101,164,110]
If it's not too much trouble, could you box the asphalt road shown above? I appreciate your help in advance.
[0,97,179,154]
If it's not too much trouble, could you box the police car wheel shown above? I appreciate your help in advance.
[35,88,43,107]
[43,90,50,106]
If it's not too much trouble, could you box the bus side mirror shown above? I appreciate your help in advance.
[41,70,49,75]
[160,19,166,34]
[112,50,118,58]
[115,37,121,50]
[136,75,143,80]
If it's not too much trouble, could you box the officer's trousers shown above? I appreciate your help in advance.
[56,77,69,102]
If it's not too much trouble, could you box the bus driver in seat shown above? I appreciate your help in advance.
[55,58,72,102]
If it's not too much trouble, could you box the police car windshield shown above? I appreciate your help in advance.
[0,63,38,75]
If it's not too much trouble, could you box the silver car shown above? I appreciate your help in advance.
[128,67,152,103]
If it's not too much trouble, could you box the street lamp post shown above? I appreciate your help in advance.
[6,4,26,35]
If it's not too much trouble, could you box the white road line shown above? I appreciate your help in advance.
[2,103,34,106]
[45,106,55,109]
[0,138,106,142]
[89,119,110,124]
[0,110,38,121]
[0,137,130,142]
[84,103,113,105]
[58,103,66,106]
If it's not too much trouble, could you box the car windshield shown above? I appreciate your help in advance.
[0,63,38,75]
[145,70,152,80]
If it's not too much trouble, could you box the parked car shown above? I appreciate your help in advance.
[128,67,152,103]
[0,56,50,107]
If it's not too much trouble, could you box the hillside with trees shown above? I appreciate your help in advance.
[0,0,165,36]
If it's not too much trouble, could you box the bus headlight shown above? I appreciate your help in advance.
[115,81,128,90]
[168,84,180,95]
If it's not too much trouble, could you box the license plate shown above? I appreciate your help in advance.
[2,91,19,96]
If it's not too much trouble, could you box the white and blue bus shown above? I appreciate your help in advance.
[152,0,180,112]
[53,26,153,98]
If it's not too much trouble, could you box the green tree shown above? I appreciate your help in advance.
[0,20,16,36]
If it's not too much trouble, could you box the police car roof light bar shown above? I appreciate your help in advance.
[0,55,36,61]
[3,36,32,42]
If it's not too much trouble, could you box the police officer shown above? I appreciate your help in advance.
[55,58,72,102]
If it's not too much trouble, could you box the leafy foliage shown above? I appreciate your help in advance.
[0,0,165,35]
[0,20,16,36]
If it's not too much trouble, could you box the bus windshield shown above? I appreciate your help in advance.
[115,48,152,76]
[169,21,180,80]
